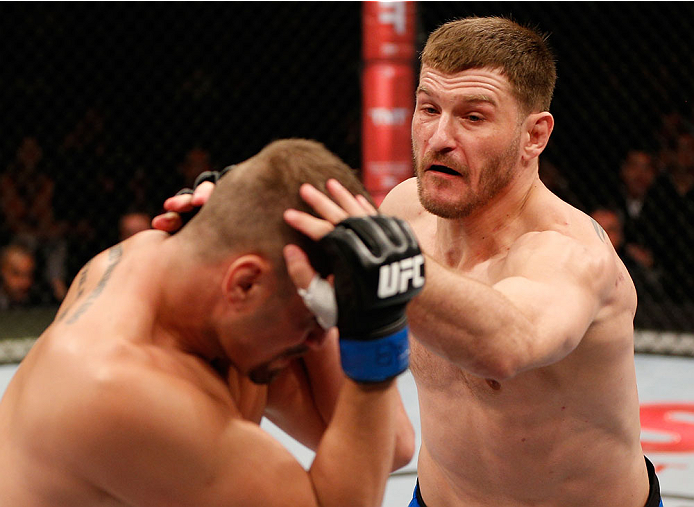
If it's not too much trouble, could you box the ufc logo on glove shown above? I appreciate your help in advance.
[378,254,425,299]
[319,215,425,383]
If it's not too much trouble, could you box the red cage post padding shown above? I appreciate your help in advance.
[362,2,416,205]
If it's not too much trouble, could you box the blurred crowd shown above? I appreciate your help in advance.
[3,108,694,332]
[0,108,220,312]
[544,110,694,331]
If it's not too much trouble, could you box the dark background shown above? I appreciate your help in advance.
[3,3,692,199]
[2,2,694,331]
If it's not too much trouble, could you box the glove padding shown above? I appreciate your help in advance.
[320,215,425,383]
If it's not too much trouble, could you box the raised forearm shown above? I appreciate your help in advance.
[309,380,399,507]
[294,350,414,471]
[391,394,415,471]
[408,254,534,379]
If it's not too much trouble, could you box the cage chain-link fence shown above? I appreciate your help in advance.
[2,2,694,339]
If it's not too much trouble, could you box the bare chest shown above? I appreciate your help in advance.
[417,226,508,286]
[409,336,504,396]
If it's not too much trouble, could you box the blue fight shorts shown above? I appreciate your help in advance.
[409,457,663,507]
[407,480,424,507]
[644,456,664,507]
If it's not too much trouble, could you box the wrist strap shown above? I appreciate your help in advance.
[340,327,410,383]
[297,275,337,330]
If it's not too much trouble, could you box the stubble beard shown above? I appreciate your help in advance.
[414,135,520,219]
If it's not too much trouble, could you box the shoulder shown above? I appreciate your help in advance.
[379,177,423,220]
[60,350,230,494]
[64,349,312,506]
[57,230,168,319]
[64,344,220,428]
[22,339,216,463]
[506,220,618,299]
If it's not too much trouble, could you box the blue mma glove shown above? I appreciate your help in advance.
[320,215,425,383]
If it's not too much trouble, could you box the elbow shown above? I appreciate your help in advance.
[481,320,538,381]
[391,419,416,471]
[482,357,520,382]
[470,334,531,381]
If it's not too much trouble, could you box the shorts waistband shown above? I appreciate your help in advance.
[410,457,662,507]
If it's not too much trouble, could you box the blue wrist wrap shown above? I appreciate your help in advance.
[339,327,410,383]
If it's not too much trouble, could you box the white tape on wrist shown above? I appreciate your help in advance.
[297,275,338,330]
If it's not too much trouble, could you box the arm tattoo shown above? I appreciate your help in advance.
[56,259,93,322]
[66,245,123,324]
[76,259,92,294]
[590,217,607,242]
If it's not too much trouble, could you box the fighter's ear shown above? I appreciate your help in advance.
[522,112,554,162]
[222,255,273,308]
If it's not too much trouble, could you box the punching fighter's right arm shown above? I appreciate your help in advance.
[265,242,416,471]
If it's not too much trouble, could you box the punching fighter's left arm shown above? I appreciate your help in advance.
[287,179,616,382]
[406,232,615,380]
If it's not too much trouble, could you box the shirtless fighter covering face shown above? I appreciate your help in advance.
[282,17,663,507]
[0,139,422,507]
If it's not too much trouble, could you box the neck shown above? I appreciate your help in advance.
[153,236,228,362]
[435,169,543,268]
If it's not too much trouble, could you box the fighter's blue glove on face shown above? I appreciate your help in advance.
[320,215,425,383]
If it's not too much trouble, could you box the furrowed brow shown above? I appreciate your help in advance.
[458,94,497,106]
[415,87,496,107]
[416,85,433,97]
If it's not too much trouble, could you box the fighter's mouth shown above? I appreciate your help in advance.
[427,164,460,176]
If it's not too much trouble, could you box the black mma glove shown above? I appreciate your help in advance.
[174,165,236,225]
[320,215,425,383]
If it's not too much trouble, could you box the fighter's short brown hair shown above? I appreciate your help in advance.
[184,138,370,280]
[421,16,557,114]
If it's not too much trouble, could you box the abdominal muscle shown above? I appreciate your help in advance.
[409,335,649,507]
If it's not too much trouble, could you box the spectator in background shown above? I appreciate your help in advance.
[614,149,658,269]
[590,208,669,329]
[653,111,693,173]
[638,130,694,311]
[119,211,152,241]
[0,242,54,310]
[0,136,56,241]
[60,108,107,158]
[56,107,131,282]
[0,137,69,303]
[618,150,658,231]
[56,107,115,233]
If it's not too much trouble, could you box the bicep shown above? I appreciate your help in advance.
[492,234,611,368]
[493,274,598,368]
[207,420,321,507]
